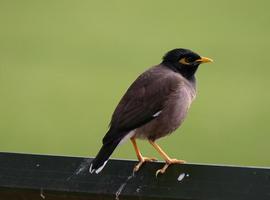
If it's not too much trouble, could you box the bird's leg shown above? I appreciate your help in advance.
[149,140,186,176]
[131,138,157,172]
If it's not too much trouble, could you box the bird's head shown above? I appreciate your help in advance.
[162,48,213,79]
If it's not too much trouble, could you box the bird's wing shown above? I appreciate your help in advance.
[103,67,181,144]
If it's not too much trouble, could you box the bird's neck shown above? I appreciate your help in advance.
[188,75,196,89]
[162,62,198,84]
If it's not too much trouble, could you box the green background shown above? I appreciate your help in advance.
[0,0,269,167]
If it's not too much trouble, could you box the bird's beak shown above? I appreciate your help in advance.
[196,57,213,64]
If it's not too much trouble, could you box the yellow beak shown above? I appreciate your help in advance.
[196,56,213,63]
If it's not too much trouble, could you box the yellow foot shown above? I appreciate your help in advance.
[156,159,186,177]
[133,157,157,172]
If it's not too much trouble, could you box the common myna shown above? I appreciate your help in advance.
[90,48,213,175]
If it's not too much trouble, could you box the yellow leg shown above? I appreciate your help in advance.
[149,140,186,176]
[131,138,157,172]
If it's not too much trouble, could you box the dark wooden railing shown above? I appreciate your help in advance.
[0,152,269,200]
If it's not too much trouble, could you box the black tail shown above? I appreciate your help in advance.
[89,140,120,174]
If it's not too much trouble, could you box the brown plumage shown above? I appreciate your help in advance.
[90,48,213,175]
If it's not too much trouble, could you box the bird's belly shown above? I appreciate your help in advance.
[135,86,195,141]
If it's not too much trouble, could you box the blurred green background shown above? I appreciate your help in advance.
[0,0,269,167]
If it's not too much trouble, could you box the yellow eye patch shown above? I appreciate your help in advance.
[179,56,213,65]
[179,58,191,65]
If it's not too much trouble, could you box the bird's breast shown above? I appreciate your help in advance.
[165,83,196,123]
[179,83,196,109]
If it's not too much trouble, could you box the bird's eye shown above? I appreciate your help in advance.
[186,57,194,63]
[179,57,193,65]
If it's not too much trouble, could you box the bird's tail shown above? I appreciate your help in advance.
[89,139,120,174]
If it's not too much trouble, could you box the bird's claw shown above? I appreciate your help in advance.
[133,157,157,172]
[169,158,186,164]
[155,158,186,177]
[155,163,169,177]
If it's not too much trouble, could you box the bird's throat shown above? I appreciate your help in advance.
[163,62,198,83]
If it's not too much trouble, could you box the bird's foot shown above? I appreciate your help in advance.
[133,157,157,172]
[156,158,186,177]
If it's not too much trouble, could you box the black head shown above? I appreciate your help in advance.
[162,48,212,80]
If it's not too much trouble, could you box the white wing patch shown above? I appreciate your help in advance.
[153,110,162,117]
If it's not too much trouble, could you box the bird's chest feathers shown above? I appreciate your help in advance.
[181,84,196,107]
[173,74,196,105]
[165,82,196,119]
[177,80,196,102]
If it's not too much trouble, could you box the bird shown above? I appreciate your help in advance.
[89,48,213,175]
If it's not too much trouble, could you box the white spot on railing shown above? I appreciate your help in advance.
[177,173,189,182]
[115,172,135,200]
[40,188,45,199]
[136,186,142,193]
